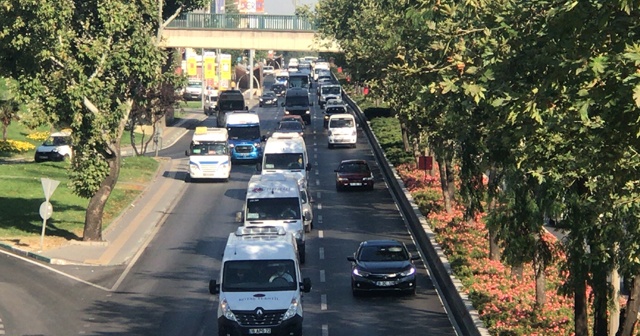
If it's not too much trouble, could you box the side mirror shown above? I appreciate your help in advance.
[334,169,339,173]
[245,106,249,110]
[209,280,220,294]
[309,102,314,106]
[256,162,262,172]
[347,256,356,262]
[301,277,312,293]
[261,135,267,142]
[235,211,244,223]
[185,150,189,157]
[281,102,285,107]
[305,163,312,171]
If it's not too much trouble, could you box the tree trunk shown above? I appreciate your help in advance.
[575,279,589,336]
[82,149,121,241]
[609,267,620,336]
[534,247,546,308]
[593,268,609,336]
[488,197,500,261]
[445,158,456,211]
[620,275,640,336]
[437,156,453,213]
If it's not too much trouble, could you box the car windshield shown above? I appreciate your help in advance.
[276,75,289,82]
[42,136,71,146]
[358,245,408,262]
[246,197,301,221]
[187,81,202,88]
[288,77,309,89]
[190,141,228,156]
[285,96,309,107]
[278,122,303,132]
[264,153,304,170]
[222,260,297,292]
[227,125,260,140]
[329,118,354,128]
[339,162,370,173]
[218,100,244,111]
[262,92,275,98]
[326,107,347,114]
[322,86,341,95]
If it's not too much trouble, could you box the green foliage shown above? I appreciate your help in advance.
[413,189,444,214]
[368,116,413,165]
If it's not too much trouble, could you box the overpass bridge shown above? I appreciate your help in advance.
[161,13,341,52]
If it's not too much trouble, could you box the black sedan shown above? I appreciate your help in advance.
[347,240,419,295]
[271,83,287,97]
[259,91,278,107]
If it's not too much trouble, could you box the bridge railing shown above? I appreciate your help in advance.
[167,13,316,31]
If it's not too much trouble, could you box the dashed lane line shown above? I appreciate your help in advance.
[319,247,325,260]
[320,270,326,282]
[319,230,324,238]
[322,324,329,336]
[321,294,327,311]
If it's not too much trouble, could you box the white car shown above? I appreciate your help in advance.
[34,131,73,162]
[262,65,275,75]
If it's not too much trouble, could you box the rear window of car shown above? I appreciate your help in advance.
[326,107,347,114]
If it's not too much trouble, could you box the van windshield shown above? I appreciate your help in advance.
[223,260,297,292]
[246,197,301,220]
[190,141,228,155]
[218,100,245,111]
[227,125,260,140]
[264,153,304,170]
[285,96,309,108]
[322,86,341,95]
[329,118,354,128]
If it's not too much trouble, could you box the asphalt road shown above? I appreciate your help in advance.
[0,88,457,335]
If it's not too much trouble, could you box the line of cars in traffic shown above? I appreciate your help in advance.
[194,60,419,336]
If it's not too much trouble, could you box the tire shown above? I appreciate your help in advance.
[367,184,374,191]
[34,156,42,163]
[328,143,333,149]
[185,175,192,183]
[352,287,362,297]
[259,104,263,107]
[336,184,342,192]
[351,143,357,148]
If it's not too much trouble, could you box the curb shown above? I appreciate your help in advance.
[0,241,53,264]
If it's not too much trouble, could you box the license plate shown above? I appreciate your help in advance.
[249,328,271,334]
[376,281,395,286]
[350,183,362,186]
[39,156,48,159]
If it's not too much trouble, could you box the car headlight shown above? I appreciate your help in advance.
[400,267,416,277]
[285,111,290,115]
[259,98,264,102]
[353,268,370,277]
[228,143,235,148]
[352,130,357,136]
[328,131,332,136]
[282,297,299,321]
[338,177,348,182]
[254,142,261,148]
[189,164,200,171]
[294,230,303,240]
[52,148,59,152]
[305,110,310,114]
[219,298,237,321]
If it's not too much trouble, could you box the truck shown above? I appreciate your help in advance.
[209,226,311,336]
[239,173,308,263]
[281,88,313,125]
[184,127,231,182]
[215,89,247,127]
[225,111,266,162]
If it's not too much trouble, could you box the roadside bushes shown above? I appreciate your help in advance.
[0,139,35,153]
[363,107,392,120]
[368,117,413,166]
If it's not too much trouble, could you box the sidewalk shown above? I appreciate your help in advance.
[0,109,208,266]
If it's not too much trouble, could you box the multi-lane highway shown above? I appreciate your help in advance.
[0,88,458,335]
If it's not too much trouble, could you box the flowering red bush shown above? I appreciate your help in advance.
[396,163,577,336]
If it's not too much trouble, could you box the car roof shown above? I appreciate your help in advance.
[279,120,303,127]
[262,91,276,95]
[282,115,303,120]
[360,239,404,247]
[340,159,368,165]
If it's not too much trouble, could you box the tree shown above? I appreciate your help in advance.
[0,77,20,141]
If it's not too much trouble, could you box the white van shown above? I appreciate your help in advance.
[209,226,312,336]
[259,132,310,189]
[185,127,231,181]
[34,130,73,162]
[327,113,357,148]
[240,173,308,263]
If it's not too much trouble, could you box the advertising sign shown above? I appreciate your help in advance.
[187,56,197,77]
[220,54,232,90]
[204,52,217,80]
[237,0,264,13]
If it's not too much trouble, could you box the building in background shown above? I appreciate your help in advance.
[237,0,264,13]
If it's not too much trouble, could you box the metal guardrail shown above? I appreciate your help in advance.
[340,79,487,336]
[166,13,315,31]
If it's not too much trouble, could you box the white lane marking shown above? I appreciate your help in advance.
[314,142,317,146]
[315,169,319,175]
[321,294,327,310]
[314,153,317,159]
[320,270,326,282]
[316,192,321,199]
[316,180,320,186]
[319,230,324,238]
[319,247,325,260]
[314,147,318,152]
[0,249,111,292]
[318,204,323,210]
[322,325,329,336]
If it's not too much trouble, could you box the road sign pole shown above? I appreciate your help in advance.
[40,217,47,252]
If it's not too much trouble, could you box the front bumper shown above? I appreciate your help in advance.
[351,274,416,292]
[218,314,303,336]
[188,164,231,179]
[336,179,374,189]
[34,151,66,161]
[328,135,357,145]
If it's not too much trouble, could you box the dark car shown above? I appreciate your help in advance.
[259,91,278,107]
[347,240,419,296]
[271,83,287,97]
[276,120,305,137]
[280,115,306,130]
[334,160,374,191]
[323,103,348,128]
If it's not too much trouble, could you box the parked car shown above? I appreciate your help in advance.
[34,131,73,162]
[259,91,278,107]
[334,159,374,191]
[276,120,305,137]
[347,239,419,296]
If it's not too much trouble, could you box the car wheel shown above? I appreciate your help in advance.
[351,143,357,148]
[305,223,311,233]
[367,184,374,191]
[352,287,362,297]
[336,184,342,192]
[259,104,263,107]
[34,156,42,163]
[328,143,333,149]
[185,175,191,183]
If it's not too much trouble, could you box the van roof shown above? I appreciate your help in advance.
[264,136,306,154]
[224,227,297,261]
[285,88,309,97]
[247,174,300,198]
[192,127,228,142]
[225,112,260,125]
